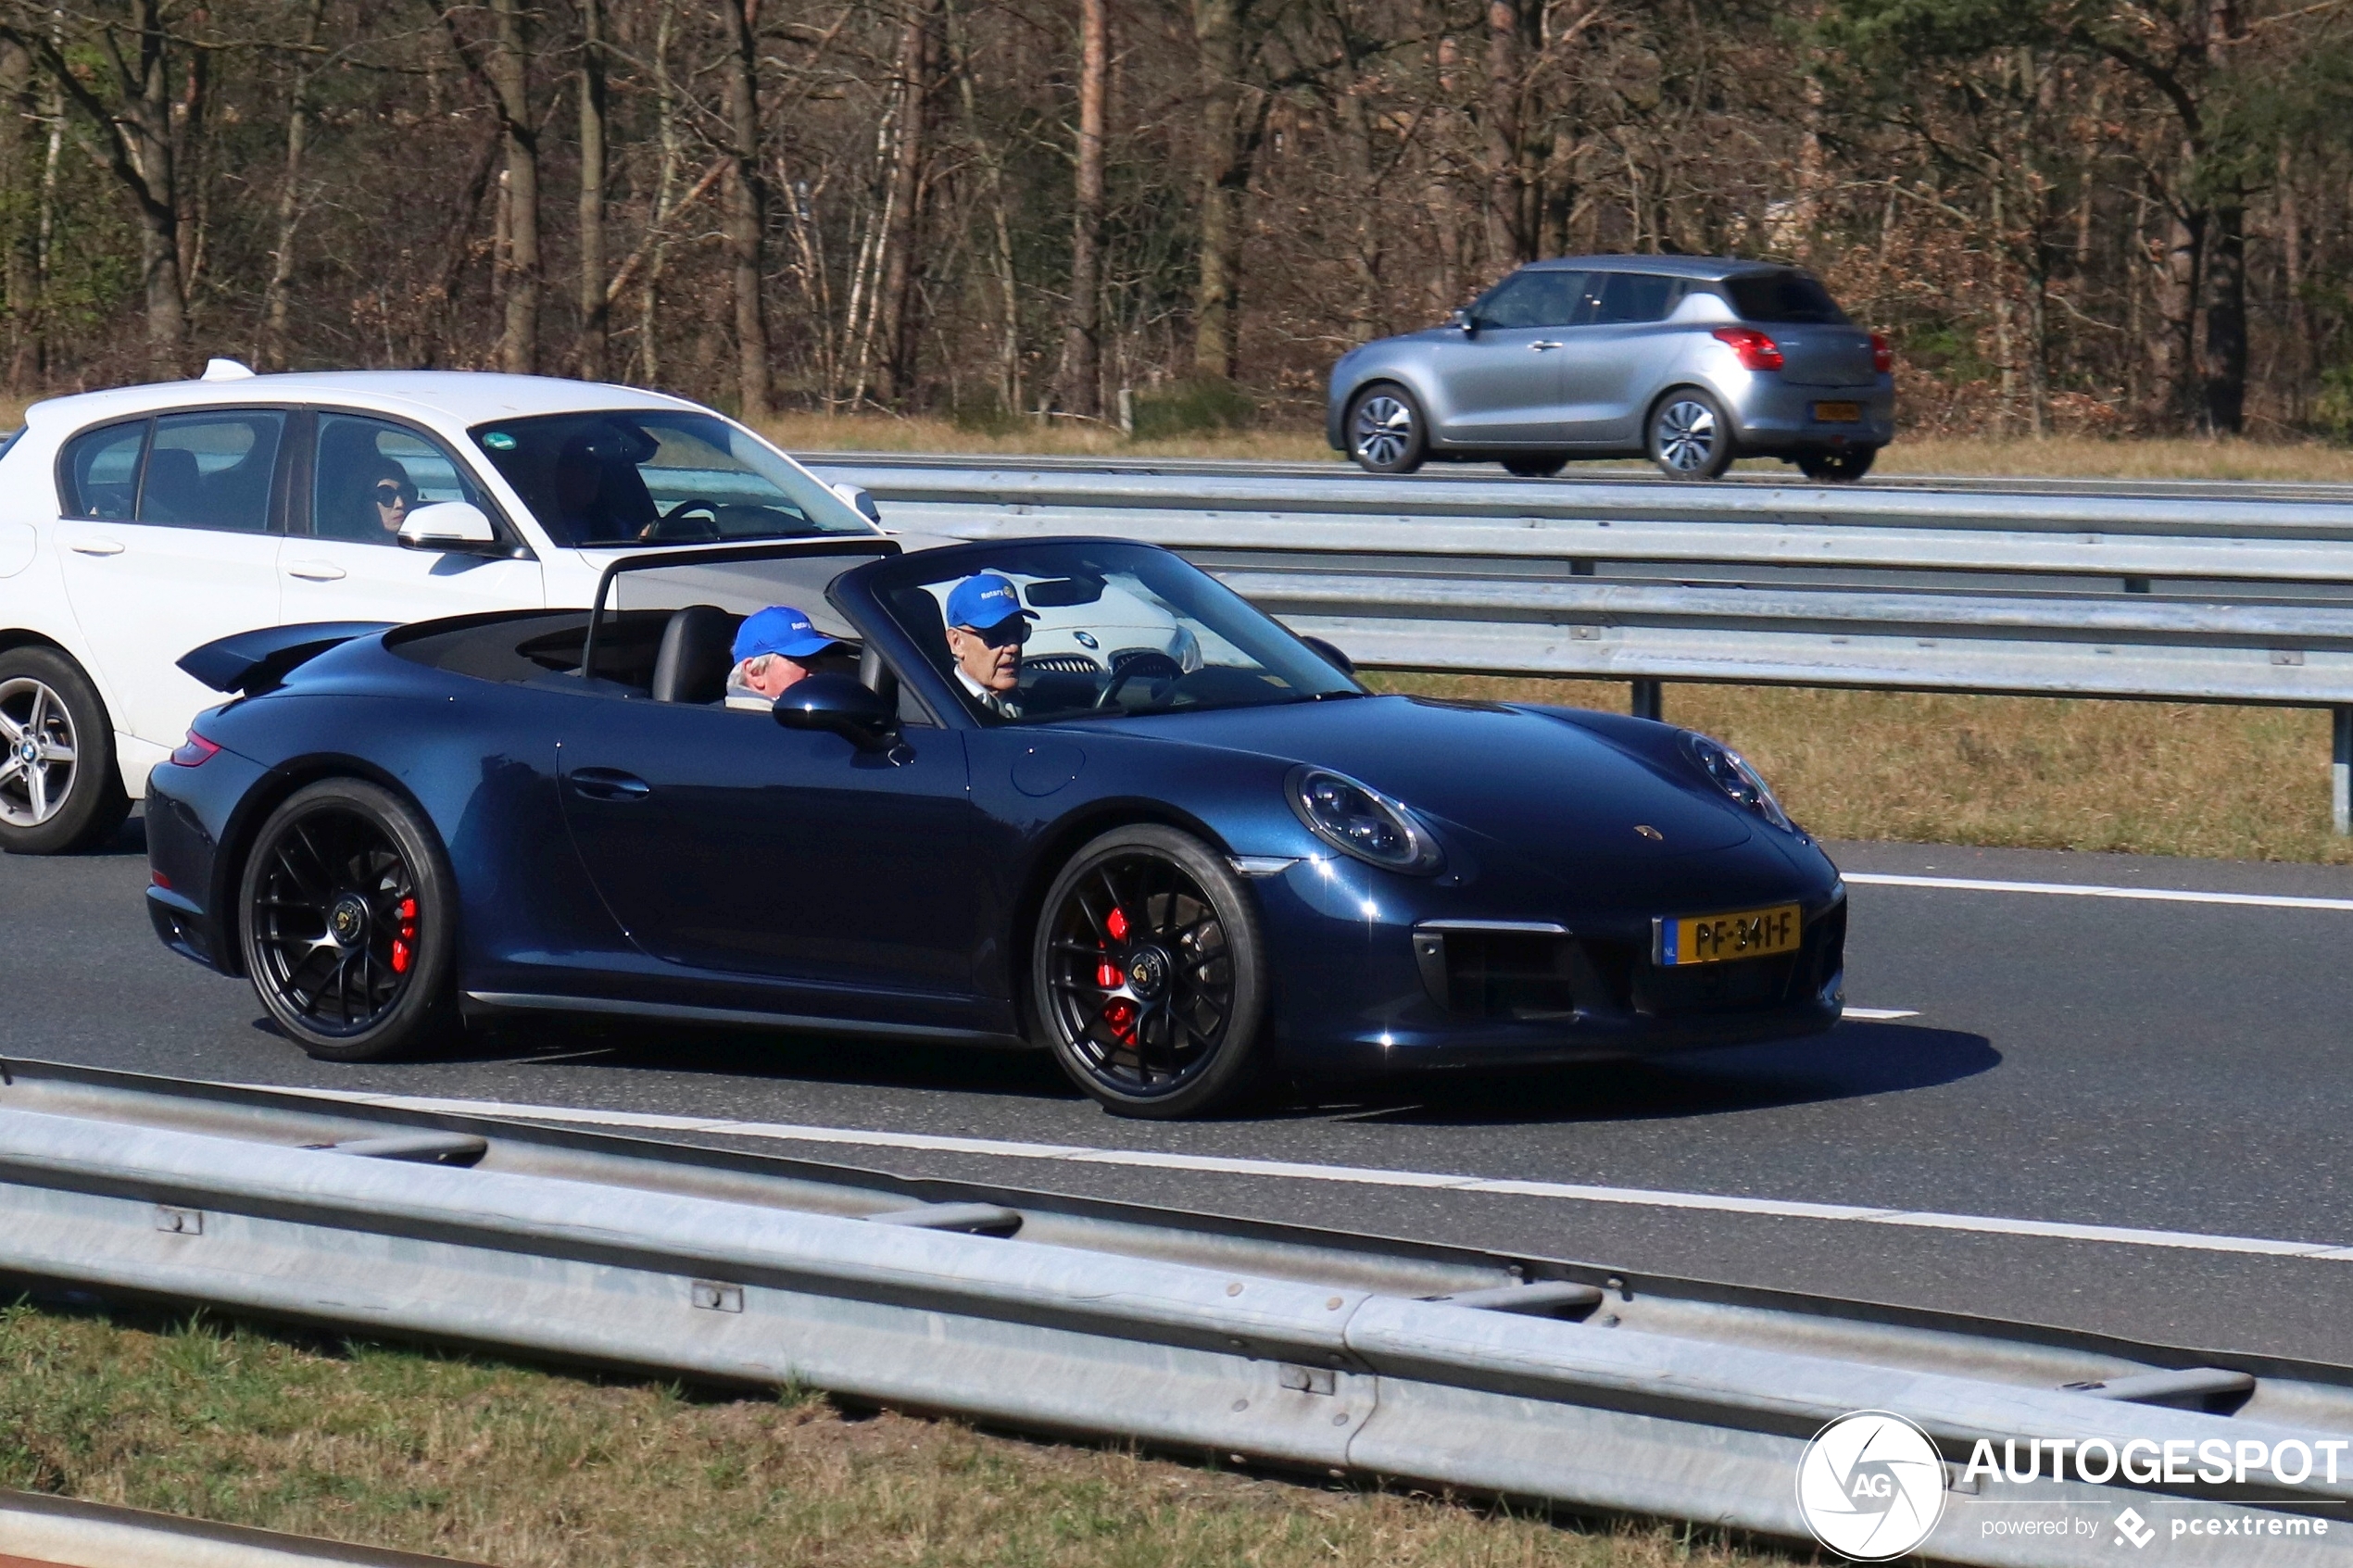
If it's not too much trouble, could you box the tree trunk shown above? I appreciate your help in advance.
[875,0,937,405]
[719,0,771,420]
[2199,199,2246,433]
[0,40,31,387]
[2279,141,2307,421]
[1191,0,1244,380]
[2144,173,2200,427]
[575,0,608,382]
[260,0,324,370]
[1056,0,1106,418]
[486,0,538,374]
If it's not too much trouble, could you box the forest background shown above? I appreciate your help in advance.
[2,0,2350,444]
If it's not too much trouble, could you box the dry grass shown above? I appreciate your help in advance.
[757,411,1337,464]
[1367,673,2351,865]
[0,1303,1792,1568]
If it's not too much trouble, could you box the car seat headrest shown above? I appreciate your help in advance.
[650,604,741,705]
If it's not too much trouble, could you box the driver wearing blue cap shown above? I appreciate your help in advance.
[725,605,853,710]
[943,572,1038,719]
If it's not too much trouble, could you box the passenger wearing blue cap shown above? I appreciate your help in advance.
[943,571,1038,718]
[724,604,853,710]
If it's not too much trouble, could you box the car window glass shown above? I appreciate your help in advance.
[58,420,147,520]
[139,411,284,533]
[313,414,484,546]
[1594,272,1686,324]
[1723,271,1848,324]
[1474,270,1584,330]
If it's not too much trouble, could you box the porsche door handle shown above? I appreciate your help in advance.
[567,769,651,802]
[69,537,126,556]
[284,559,347,582]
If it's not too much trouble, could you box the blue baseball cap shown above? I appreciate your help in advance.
[945,572,1038,631]
[733,605,848,664]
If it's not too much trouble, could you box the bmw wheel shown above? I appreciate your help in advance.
[0,646,129,855]
[1033,824,1267,1118]
[1347,384,1427,474]
[1796,446,1878,483]
[1648,390,1735,481]
[240,778,459,1062]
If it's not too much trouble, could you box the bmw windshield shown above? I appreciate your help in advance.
[469,410,874,547]
[863,541,1363,723]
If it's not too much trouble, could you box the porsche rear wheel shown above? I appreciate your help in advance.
[1034,825,1266,1118]
[240,779,459,1062]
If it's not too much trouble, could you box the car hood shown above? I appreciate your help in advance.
[1088,695,1756,861]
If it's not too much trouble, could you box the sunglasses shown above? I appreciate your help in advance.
[963,619,1031,649]
[373,481,418,506]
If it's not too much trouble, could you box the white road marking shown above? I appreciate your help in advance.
[1844,871,2353,912]
[253,1084,2353,1265]
[1840,1006,1919,1021]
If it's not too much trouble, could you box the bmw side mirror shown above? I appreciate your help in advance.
[397,501,498,551]
[1449,307,1477,337]
[1302,635,1355,676]
[774,673,899,752]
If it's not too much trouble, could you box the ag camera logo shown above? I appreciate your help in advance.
[1796,1411,1946,1560]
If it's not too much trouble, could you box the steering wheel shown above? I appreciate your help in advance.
[639,496,725,542]
[1096,650,1186,710]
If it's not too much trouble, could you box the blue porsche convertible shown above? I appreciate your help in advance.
[145,535,1845,1117]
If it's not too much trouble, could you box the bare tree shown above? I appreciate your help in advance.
[1057,0,1106,417]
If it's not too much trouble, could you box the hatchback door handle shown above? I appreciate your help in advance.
[1529,340,1564,352]
[567,769,651,802]
[285,559,347,582]
[69,537,125,556]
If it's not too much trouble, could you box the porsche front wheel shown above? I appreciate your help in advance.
[240,778,459,1062]
[1033,825,1267,1118]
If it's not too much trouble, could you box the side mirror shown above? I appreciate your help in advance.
[1302,635,1355,676]
[1448,307,1477,337]
[774,672,898,752]
[398,501,498,550]
[830,481,882,525]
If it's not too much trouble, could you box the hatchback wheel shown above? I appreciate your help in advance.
[0,647,129,855]
[1501,454,1568,478]
[1033,824,1266,1118]
[1796,446,1878,483]
[241,778,459,1062]
[1348,384,1426,474]
[1648,391,1734,480]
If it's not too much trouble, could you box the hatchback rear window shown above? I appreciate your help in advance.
[1723,271,1848,324]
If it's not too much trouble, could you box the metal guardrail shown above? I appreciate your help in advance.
[0,1490,484,1568]
[812,460,2353,832]
[3,1060,2351,1568]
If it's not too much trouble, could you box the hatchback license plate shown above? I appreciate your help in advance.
[1813,401,1862,423]
[1657,903,1801,966]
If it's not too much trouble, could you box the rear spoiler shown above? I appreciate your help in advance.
[178,622,396,696]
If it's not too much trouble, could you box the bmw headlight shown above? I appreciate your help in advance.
[1287,766,1442,873]
[1681,733,1793,832]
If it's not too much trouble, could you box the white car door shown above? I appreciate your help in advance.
[277,411,544,627]
[53,410,289,750]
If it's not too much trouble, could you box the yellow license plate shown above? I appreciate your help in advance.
[1813,401,1862,423]
[1657,904,1802,966]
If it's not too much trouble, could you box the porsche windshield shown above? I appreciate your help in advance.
[469,410,874,547]
[866,542,1362,722]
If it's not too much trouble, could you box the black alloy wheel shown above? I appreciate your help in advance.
[240,778,459,1062]
[1648,389,1735,480]
[1348,384,1427,474]
[0,646,128,855]
[1501,454,1568,479]
[1796,445,1878,483]
[1033,824,1267,1117]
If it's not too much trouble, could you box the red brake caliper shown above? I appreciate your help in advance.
[1100,905,1135,1043]
[391,897,418,974]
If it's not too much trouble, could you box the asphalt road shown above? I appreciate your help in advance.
[7,818,2351,1366]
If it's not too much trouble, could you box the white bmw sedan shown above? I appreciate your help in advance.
[0,365,886,853]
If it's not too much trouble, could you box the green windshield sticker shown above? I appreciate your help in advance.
[483,431,517,451]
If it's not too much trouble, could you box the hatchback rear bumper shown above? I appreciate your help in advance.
[1724,374,1895,454]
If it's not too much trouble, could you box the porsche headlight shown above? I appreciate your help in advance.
[1287,766,1442,873]
[1682,734,1793,832]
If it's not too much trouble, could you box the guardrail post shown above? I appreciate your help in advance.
[2335,708,2352,837]
[1630,679,1663,721]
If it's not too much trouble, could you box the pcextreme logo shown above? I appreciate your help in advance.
[1795,1410,1947,1560]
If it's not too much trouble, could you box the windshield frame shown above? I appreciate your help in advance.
[834,537,1365,731]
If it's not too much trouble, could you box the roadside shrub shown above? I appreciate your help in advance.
[1131,377,1256,439]
[2312,364,2353,445]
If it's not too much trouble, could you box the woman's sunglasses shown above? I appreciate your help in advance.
[373,482,418,507]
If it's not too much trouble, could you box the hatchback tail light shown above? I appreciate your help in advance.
[1711,326,1783,372]
[1870,332,1894,374]
[168,730,220,767]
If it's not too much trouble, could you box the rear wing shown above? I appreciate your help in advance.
[178,622,395,696]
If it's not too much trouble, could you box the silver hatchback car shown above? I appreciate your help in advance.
[1327,256,1894,482]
